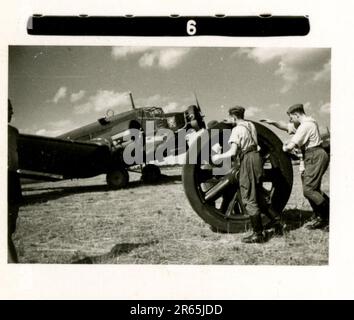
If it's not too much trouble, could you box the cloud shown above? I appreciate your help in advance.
[35,128,65,137]
[236,48,330,92]
[237,47,289,64]
[320,102,330,114]
[70,90,86,103]
[163,102,180,113]
[35,129,50,136]
[48,119,73,129]
[135,94,188,112]
[304,101,312,113]
[245,106,261,117]
[139,48,192,69]
[73,102,92,115]
[111,46,192,69]
[275,62,299,93]
[74,90,130,114]
[268,103,281,109]
[52,86,67,103]
[74,91,191,115]
[313,60,330,82]
[35,119,74,137]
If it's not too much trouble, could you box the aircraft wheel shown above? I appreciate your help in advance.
[141,164,161,184]
[106,168,129,189]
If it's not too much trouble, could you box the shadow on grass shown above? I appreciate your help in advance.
[282,208,314,231]
[72,240,158,264]
[21,174,182,205]
[209,209,315,235]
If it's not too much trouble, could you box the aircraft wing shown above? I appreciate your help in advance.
[17,134,115,180]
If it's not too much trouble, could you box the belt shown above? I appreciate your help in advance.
[240,145,258,160]
[304,145,323,154]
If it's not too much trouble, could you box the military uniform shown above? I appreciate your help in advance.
[228,116,270,240]
[8,124,22,235]
[229,120,262,217]
[287,105,330,227]
[8,99,22,263]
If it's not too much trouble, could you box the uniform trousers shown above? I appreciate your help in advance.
[239,151,264,218]
[302,147,329,217]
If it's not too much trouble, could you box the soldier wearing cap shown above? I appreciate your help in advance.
[262,104,330,230]
[212,106,283,243]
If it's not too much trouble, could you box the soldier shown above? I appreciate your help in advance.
[261,104,330,230]
[8,99,22,262]
[212,106,283,243]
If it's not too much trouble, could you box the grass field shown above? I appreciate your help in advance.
[13,165,329,265]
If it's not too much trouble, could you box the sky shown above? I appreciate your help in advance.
[8,46,330,141]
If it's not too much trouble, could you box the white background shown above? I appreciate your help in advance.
[1,0,353,299]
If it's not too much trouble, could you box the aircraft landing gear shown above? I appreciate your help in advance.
[106,168,129,189]
[141,164,161,184]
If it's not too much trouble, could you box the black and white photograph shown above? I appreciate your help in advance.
[8,45,330,265]
[3,0,354,303]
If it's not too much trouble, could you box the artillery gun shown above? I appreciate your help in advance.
[182,120,294,233]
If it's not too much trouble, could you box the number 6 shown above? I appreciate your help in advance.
[187,20,197,35]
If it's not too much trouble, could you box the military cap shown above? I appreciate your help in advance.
[229,105,245,117]
[287,103,304,115]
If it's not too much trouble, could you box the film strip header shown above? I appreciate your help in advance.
[27,15,310,37]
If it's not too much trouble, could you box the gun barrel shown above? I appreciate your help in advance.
[204,168,238,202]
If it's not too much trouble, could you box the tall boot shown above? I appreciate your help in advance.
[321,192,330,204]
[242,215,265,243]
[308,199,320,219]
[304,199,321,229]
[257,187,285,235]
[321,193,330,219]
[307,201,329,230]
[263,206,285,235]
[310,193,329,218]
[320,198,329,221]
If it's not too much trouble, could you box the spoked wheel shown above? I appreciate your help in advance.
[182,121,293,233]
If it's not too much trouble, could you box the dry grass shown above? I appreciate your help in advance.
[13,166,329,265]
